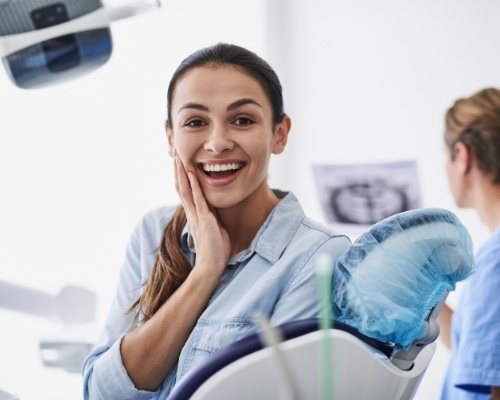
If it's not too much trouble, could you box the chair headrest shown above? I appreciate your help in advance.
[333,207,475,349]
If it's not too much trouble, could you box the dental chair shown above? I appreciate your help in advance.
[168,318,437,400]
[168,208,475,400]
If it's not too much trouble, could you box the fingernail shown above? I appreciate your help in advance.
[187,172,193,182]
[175,156,180,166]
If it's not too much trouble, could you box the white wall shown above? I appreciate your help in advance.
[265,0,498,240]
[265,1,500,399]
[0,1,498,399]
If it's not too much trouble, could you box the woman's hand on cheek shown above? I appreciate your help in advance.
[174,153,231,277]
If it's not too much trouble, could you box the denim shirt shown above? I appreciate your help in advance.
[82,192,350,400]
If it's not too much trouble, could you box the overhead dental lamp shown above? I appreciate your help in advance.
[0,0,160,89]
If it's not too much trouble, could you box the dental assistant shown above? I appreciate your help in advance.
[82,43,350,400]
[439,87,500,400]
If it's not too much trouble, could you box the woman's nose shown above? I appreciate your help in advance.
[204,126,234,154]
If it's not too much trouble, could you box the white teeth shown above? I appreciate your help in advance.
[203,163,242,172]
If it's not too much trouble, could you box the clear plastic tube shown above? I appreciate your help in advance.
[316,253,334,400]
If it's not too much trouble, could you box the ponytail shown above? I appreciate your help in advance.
[128,205,191,325]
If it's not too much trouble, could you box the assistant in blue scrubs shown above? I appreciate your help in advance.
[439,87,500,400]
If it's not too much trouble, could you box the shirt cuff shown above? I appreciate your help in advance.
[93,336,159,400]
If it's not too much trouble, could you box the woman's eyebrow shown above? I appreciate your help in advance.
[227,98,262,111]
[177,102,209,113]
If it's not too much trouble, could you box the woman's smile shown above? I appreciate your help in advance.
[197,160,246,187]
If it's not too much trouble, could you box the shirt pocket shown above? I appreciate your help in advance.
[179,317,257,378]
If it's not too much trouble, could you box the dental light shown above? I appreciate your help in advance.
[0,0,160,89]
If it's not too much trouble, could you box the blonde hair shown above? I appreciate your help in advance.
[445,87,500,183]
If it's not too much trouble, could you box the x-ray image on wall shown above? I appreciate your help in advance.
[312,160,421,227]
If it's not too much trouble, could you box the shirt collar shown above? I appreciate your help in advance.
[181,191,305,265]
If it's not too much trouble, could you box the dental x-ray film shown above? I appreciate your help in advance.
[313,160,421,228]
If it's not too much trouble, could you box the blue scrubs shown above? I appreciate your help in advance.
[441,228,500,399]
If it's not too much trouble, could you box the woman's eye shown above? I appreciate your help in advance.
[186,119,206,127]
[234,117,254,126]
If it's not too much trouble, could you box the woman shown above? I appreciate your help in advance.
[82,43,350,399]
[439,87,500,400]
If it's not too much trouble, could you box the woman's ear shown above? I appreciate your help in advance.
[454,141,473,175]
[272,115,292,155]
[165,120,174,158]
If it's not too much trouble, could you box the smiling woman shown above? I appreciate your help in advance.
[81,43,351,400]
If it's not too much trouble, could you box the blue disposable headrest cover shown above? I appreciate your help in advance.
[333,207,475,349]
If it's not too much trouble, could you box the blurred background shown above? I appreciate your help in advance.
[1,0,499,398]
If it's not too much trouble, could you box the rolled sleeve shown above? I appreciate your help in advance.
[84,337,157,400]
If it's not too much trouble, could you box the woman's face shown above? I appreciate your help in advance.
[167,65,289,209]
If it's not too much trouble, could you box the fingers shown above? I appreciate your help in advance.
[173,155,180,193]
[174,153,195,215]
[188,171,210,215]
[174,152,210,221]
